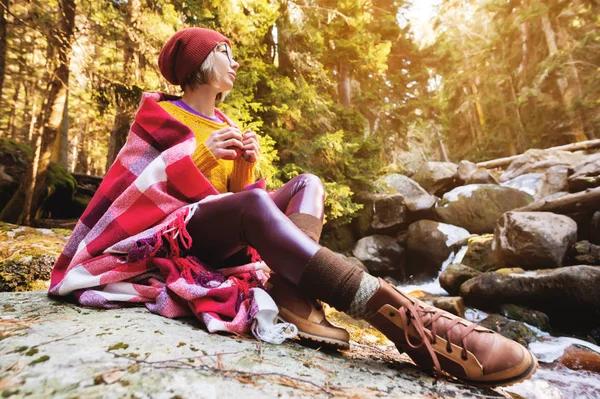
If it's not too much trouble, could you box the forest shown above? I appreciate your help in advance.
[0,0,598,225]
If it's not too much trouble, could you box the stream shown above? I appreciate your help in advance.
[397,247,600,399]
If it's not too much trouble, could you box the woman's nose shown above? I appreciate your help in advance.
[231,59,240,71]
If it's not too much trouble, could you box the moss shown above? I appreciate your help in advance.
[107,342,129,351]
[13,346,28,353]
[2,389,21,398]
[30,355,50,365]
[177,342,186,347]
[25,347,39,356]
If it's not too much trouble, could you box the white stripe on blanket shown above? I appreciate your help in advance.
[58,265,102,296]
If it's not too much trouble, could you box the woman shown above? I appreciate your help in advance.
[50,27,537,387]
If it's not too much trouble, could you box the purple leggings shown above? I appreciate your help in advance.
[187,174,324,285]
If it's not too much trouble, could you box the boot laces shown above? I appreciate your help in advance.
[398,300,478,376]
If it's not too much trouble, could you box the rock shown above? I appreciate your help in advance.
[466,168,499,185]
[565,240,600,266]
[537,165,570,200]
[321,222,356,253]
[355,193,407,237]
[500,149,585,182]
[458,160,499,185]
[461,234,496,272]
[411,162,459,197]
[0,291,508,398]
[559,345,600,373]
[478,314,538,346]
[352,235,405,275]
[434,185,533,234]
[0,222,70,292]
[457,160,478,183]
[0,139,33,215]
[406,220,470,280]
[460,266,600,332]
[591,212,600,245]
[492,212,577,269]
[377,174,436,212]
[568,152,600,192]
[439,263,482,296]
[499,304,551,332]
[433,296,465,317]
[501,173,544,197]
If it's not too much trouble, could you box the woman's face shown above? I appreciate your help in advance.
[213,43,239,91]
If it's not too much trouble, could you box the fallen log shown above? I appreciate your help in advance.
[513,187,600,214]
[476,139,600,170]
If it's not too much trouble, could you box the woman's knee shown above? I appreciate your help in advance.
[240,189,278,222]
[297,173,325,196]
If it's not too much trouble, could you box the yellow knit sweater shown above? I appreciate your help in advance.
[159,101,255,193]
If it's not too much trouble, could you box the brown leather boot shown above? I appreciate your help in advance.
[366,279,538,386]
[267,273,350,350]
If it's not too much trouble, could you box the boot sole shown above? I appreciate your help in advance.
[296,330,351,350]
[276,315,350,350]
[454,351,539,388]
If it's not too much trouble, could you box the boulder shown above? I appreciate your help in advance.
[406,220,470,280]
[411,162,459,197]
[434,185,533,234]
[377,174,436,212]
[466,169,499,185]
[499,304,551,332]
[0,222,70,292]
[565,240,600,266]
[0,139,33,213]
[352,235,405,275]
[537,165,570,200]
[478,314,538,346]
[501,173,544,197]
[461,234,496,272]
[0,291,507,398]
[568,152,600,192]
[321,222,356,253]
[439,263,482,296]
[591,211,600,245]
[457,160,478,183]
[559,345,600,373]
[500,149,585,182]
[460,266,600,332]
[492,212,577,269]
[433,296,465,317]
[355,193,407,237]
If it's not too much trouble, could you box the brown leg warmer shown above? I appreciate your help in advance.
[288,213,323,243]
[298,247,364,312]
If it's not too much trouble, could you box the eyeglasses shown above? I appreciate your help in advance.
[215,43,234,63]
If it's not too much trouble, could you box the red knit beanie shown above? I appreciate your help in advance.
[158,27,232,86]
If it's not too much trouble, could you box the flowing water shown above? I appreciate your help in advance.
[396,248,600,399]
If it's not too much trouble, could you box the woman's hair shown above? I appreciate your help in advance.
[181,49,227,102]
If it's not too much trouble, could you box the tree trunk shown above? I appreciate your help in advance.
[22,0,76,224]
[338,60,351,108]
[8,81,21,139]
[0,0,8,109]
[276,0,294,76]
[106,0,140,169]
[51,91,69,168]
[540,12,587,142]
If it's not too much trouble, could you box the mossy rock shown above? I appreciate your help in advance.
[0,139,33,212]
[41,163,79,219]
[0,222,70,292]
[500,304,551,332]
[479,314,538,346]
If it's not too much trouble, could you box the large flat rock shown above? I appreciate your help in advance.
[0,291,507,398]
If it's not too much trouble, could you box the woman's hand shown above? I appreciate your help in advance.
[204,127,244,160]
[241,129,260,163]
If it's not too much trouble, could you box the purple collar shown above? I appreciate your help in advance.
[169,99,224,123]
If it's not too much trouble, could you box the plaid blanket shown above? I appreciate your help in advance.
[49,92,297,344]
